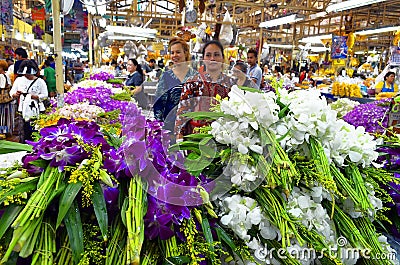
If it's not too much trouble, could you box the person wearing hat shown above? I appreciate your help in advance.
[10,60,48,142]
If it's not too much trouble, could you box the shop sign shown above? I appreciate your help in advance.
[32,7,45,21]
[331,36,348,59]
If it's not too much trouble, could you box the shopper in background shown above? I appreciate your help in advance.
[47,56,56,69]
[125,58,148,109]
[175,40,235,138]
[375,71,398,94]
[0,60,13,139]
[232,61,258,89]
[5,58,14,82]
[246,48,263,88]
[42,60,57,98]
[73,57,84,83]
[153,37,196,133]
[13,47,28,80]
[10,60,48,142]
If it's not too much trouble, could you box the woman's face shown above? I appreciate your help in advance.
[170,43,187,65]
[203,44,224,72]
[387,74,395,84]
[126,60,137,73]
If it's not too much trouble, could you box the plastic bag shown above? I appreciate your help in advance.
[219,11,233,46]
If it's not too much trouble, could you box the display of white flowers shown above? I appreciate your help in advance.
[0,151,27,174]
[330,98,360,118]
[69,79,113,92]
[56,102,105,121]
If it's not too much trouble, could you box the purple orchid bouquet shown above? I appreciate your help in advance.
[343,98,390,133]
[90,72,115,81]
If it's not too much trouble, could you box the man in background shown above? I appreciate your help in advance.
[246,48,263,88]
[73,57,84,83]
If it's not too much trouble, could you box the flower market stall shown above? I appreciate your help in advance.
[0,69,399,265]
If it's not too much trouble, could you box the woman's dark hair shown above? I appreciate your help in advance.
[44,60,51,67]
[128,58,144,82]
[384,71,395,81]
[17,59,39,75]
[274,65,282,74]
[234,61,247,73]
[15,47,28,59]
[202,40,224,59]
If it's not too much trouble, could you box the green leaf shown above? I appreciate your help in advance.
[182,111,233,121]
[0,205,23,239]
[0,178,38,205]
[215,225,243,262]
[64,200,84,265]
[278,104,290,119]
[238,86,263,93]
[163,256,191,265]
[56,182,82,228]
[92,182,108,242]
[28,159,48,169]
[183,133,213,140]
[201,217,215,263]
[121,197,128,227]
[0,140,33,154]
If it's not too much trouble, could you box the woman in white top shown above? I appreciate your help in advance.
[0,60,12,139]
[10,60,48,142]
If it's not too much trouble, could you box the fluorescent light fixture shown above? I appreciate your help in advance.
[354,51,365,54]
[326,0,388,13]
[266,44,294,49]
[299,34,332,44]
[259,14,304,28]
[107,35,148,41]
[106,25,157,37]
[356,26,400,35]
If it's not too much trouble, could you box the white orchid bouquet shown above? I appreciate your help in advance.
[176,86,399,264]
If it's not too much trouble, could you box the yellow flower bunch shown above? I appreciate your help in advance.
[332,82,362,98]
[376,92,397,100]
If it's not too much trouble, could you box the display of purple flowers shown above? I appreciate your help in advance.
[120,110,207,239]
[64,86,134,120]
[23,118,114,172]
[90,72,115,81]
[343,99,390,133]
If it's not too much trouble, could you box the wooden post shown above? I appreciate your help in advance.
[88,12,93,73]
[52,0,64,107]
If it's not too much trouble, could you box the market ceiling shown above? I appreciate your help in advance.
[97,0,400,48]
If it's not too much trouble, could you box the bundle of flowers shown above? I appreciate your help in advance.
[343,99,390,133]
[89,72,114,81]
[175,86,398,264]
[330,98,360,118]
[53,102,105,121]
[63,86,133,122]
[69,79,113,92]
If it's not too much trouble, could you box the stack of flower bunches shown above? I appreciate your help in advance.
[207,86,397,264]
[1,166,63,263]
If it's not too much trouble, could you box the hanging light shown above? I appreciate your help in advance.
[81,0,110,16]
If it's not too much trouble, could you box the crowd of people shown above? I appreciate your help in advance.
[0,47,88,142]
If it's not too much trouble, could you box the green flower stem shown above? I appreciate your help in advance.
[126,176,147,265]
